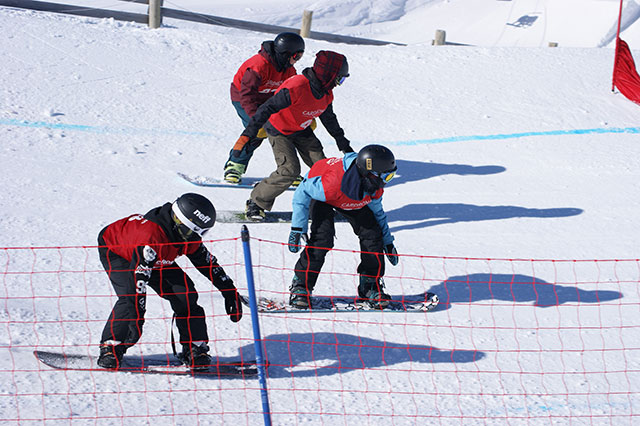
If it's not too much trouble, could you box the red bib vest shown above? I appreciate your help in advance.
[309,157,383,210]
[102,215,199,266]
[232,54,295,95]
[268,75,334,135]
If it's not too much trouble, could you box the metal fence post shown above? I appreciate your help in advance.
[241,225,272,426]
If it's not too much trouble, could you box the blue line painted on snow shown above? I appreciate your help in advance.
[0,118,216,137]
[2,118,639,144]
[390,126,640,146]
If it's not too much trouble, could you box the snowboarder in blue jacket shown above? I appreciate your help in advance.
[287,144,399,309]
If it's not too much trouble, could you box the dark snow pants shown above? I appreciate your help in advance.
[226,101,264,167]
[293,201,386,293]
[97,234,208,350]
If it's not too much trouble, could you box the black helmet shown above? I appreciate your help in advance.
[274,32,305,57]
[356,145,396,176]
[171,193,216,241]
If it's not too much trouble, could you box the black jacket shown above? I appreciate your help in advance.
[143,203,234,291]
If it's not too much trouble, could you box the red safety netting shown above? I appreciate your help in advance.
[1,237,639,424]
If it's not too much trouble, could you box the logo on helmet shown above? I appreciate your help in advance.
[193,209,212,224]
[366,158,373,170]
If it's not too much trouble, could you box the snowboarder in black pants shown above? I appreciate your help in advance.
[287,145,399,309]
[96,193,242,370]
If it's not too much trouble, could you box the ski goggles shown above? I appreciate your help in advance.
[335,74,349,86]
[175,219,209,241]
[292,51,304,61]
[171,207,210,240]
[371,168,397,183]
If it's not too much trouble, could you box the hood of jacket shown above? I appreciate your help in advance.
[260,40,291,72]
[312,50,347,93]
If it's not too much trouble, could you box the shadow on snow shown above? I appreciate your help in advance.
[235,274,621,378]
[240,332,484,378]
[387,203,583,232]
[384,160,581,231]
[426,273,622,311]
[387,159,506,187]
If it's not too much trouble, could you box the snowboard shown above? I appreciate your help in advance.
[217,210,295,223]
[178,172,295,191]
[216,210,348,224]
[240,292,439,313]
[34,350,258,377]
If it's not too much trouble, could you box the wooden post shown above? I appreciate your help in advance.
[148,0,162,29]
[433,29,446,46]
[300,10,313,38]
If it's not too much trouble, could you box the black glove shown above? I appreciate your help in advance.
[384,244,399,266]
[223,288,243,322]
[288,227,307,253]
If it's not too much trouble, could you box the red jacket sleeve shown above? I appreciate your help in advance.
[239,68,263,117]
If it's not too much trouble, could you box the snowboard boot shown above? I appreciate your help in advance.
[289,275,312,309]
[180,342,211,371]
[358,276,392,310]
[245,199,266,222]
[97,342,126,369]
[223,161,247,184]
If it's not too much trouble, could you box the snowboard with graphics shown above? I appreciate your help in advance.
[240,292,439,313]
[34,350,258,377]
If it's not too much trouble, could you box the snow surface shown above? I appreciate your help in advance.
[2,0,640,424]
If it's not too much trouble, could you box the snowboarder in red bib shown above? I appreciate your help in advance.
[96,193,242,370]
[224,32,305,184]
[287,145,399,309]
[232,50,354,221]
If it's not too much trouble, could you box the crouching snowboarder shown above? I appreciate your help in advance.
[287,144,399,309]
[96,193,242,370]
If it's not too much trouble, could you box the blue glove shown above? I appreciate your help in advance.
[288,228,307,253]
[384,244,399,266]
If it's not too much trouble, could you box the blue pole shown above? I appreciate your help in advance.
[241,225,272,426]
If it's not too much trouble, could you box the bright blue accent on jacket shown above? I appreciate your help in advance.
[291,153,393,245]
[368,196,394,246]
[291,175,326,232]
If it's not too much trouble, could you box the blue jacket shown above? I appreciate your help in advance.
[291,153,394,245]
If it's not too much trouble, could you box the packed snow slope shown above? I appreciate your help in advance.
[51,0,640,47]
[1,1,639,260]
[2,1,640,425]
